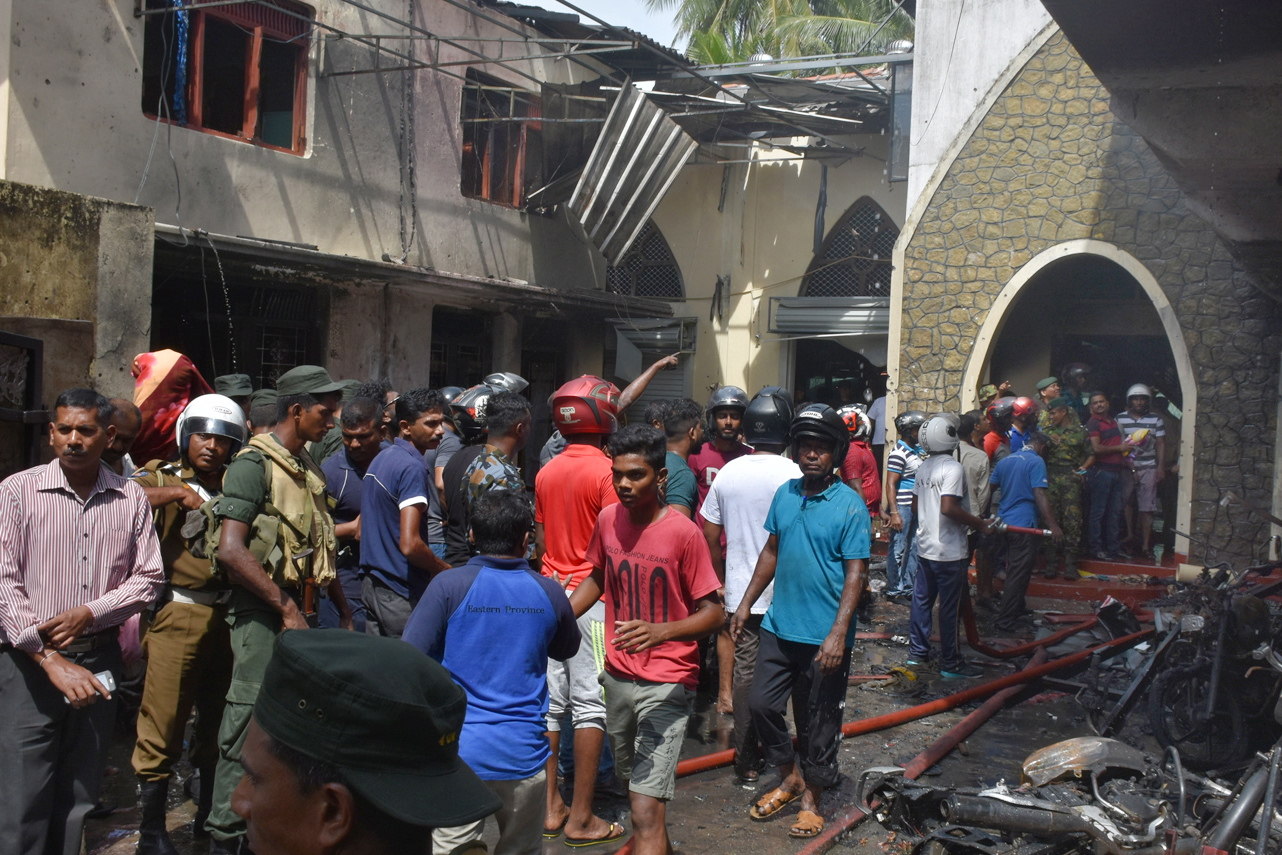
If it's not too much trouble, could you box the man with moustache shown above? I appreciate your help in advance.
[0,389,165,855]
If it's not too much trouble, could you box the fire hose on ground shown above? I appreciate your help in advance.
[794,648,1051,855]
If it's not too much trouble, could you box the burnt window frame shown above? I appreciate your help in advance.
[460,69,542,208]
[141,0,312,155]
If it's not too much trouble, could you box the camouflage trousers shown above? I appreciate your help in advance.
[1045,469,1083,568]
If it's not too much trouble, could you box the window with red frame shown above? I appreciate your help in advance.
[461,70,542,207]
[141,0,311,154]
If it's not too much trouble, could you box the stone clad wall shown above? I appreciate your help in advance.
[897,31,1282,559]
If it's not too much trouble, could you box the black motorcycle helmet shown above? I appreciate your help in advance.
[789,402,849,464]
[742,386,793,448]
[893,409,928,438]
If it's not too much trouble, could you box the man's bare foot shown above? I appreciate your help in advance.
[544,801,570,837]
[564,815,620,842]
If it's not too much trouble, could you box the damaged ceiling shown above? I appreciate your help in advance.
[1040,0,1282,294]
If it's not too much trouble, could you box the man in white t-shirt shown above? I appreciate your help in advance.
[908,415,991,678]
[701,388,800,783]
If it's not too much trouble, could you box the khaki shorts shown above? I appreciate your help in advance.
[601,672,692,801]
[1123,467,1160,513]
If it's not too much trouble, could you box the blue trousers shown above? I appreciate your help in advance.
[1087,469,1123,556]
[885,502,919,596]
[908,557,968,669]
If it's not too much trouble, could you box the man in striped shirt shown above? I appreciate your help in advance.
[0,388,165,855]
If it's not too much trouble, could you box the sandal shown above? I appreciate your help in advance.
[788,809,825,838]
[564,821,626,848]
[749,787,800,821]
[543,815,568,839]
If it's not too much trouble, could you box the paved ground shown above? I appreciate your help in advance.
[86,578,1139,855]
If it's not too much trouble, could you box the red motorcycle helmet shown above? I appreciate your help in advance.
[549,375,620,436]
[1011,396,1040,421]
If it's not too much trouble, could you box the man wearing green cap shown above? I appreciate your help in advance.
[1042,397,1092,578]
[232,631,501,855]
[1036,377,1079,428]
[205,364,352,852]
[214,374,254,413]
[247,389,277,435]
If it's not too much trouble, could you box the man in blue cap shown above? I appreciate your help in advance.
[232,630,501,855]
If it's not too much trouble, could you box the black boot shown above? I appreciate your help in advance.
[192,767,215,838]
[136,779,179,855]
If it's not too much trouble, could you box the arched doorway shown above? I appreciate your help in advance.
[789,197,899,407]
[961,240,1197,557]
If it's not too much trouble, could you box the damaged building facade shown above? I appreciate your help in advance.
[0,0,687,461]
[0,0,913,470]
[890,0,1282,564]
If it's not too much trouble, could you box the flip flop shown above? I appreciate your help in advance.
[788,809,825,838]
[543,816,568,839]
[564,821,626,848]
[749,787,800,821]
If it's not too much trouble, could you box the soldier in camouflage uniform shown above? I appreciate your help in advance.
[1042,396,1093,578]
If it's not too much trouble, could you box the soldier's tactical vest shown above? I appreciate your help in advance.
[209,433,336,589]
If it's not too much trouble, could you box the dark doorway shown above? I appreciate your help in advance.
[987,254,1180,412]
[429,308,490,389]
[150,246,327,389]
[793,338,882,408]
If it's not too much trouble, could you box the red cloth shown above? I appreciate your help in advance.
[840,441,881,518]
[983,430,1007,462]
[534,444,618,591]
[130,351,213,465]
[586,505,721,689]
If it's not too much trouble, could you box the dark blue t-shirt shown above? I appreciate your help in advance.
[361,438,433,600]
[403,555,580,780]
[990,446,1049,528]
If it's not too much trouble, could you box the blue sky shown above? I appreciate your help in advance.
[545,0,685,51]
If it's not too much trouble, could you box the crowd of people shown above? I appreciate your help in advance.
[0,351,1174,855]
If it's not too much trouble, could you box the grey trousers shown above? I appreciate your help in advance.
[0,644,121,855]
[362,575,414,639]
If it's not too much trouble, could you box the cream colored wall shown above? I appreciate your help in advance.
[653,135,905,396]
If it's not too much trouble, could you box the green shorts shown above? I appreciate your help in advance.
[601,672,693,801]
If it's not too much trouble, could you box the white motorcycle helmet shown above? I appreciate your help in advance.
[176,394,248,459]
[919,413,961,456]
[1126,383,1152,400]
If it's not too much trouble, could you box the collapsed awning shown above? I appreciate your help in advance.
[566,84,698,265]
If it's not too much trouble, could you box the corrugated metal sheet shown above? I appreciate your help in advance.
[767,297,890,335]
[568,84,698,264]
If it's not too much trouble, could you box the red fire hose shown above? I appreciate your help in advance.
[668,628,1152,777]
[795,647,1051,855]
[961,593,1098,658]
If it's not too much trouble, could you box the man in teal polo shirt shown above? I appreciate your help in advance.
[731,404,869,841]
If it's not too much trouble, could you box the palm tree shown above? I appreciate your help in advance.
[646,0,913,66]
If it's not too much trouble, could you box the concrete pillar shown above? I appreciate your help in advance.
[492,311,520,373]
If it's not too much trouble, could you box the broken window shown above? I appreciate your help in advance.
[802,198,899,298]
[461,70,542,207]
[141,0,311,154]
[605,221,684,299]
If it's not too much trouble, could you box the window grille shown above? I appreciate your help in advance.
[801,198,899,298]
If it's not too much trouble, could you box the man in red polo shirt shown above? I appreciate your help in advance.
[533,376,625,846]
